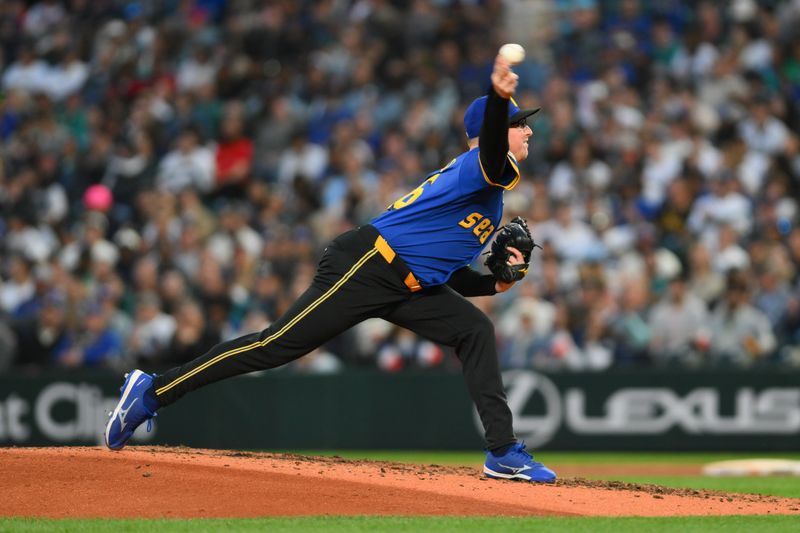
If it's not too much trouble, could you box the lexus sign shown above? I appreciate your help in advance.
[474,371,800,447]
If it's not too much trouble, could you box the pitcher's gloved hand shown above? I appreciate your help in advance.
[484,217,540,283]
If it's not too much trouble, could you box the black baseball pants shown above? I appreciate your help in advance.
[151,225,516,449]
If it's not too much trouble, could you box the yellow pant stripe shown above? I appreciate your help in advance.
[155,247,379,396]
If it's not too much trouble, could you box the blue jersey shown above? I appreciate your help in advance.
[371,147,520,286]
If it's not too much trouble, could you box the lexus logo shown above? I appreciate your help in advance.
[472,372,800,447]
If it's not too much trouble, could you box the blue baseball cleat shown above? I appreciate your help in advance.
[104,369,158,451]
[484,442,557,482]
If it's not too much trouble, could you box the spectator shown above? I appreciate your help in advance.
[177,45,218,94]
[155,299,219,369]
[128,292,176,363]
[655,177,695,257]
[58,212,113,275]
[640,135,684,213]
[705,269,777,365]
[53,300,123,368]
[206,201,262,269]
[1,1,799,373]
[0,256,35,315]
[156,127,215,194]
[687,242,725,305]
[11,290,67,369]
[688,173,753,248]
[46,47,89,102]
[276,131,330,186]
[253,97,298,181]
[2,44,49,94]
[214,105,254,196]
[753,264,794,336]
[737,95,791,194]
[566,274,615,369]
[548,138,611,201]
[648,272,709,365]
[158,269,191,316]
[609,276,651,366]
[499,290,556,370]
[22,0,66,40]
[712,223,751,273]
[103,132,157,224]
[536,201,603,262]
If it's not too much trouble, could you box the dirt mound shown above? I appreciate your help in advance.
[1,447,798,518]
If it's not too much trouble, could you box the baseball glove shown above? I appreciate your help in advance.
[484,216,540,284]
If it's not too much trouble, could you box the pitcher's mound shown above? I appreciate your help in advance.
[1,447,798,518]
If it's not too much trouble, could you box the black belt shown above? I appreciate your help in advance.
[358,225,423,292]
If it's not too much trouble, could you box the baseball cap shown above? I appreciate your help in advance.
[463,96,540,139]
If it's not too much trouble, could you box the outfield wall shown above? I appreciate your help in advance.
[1,369,798,450]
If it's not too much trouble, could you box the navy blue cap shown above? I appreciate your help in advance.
[463,96,540,139]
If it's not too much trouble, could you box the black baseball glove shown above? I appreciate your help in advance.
[484,216,540,284]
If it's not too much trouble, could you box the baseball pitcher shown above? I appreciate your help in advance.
[105,52,555,483]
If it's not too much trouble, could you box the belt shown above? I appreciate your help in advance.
[358,225,423,292]
[375,235,423,292]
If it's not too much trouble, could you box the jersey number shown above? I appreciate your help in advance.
[458,212,494,244]
[391,174,440,210]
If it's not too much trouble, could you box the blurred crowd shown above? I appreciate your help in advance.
[1,0,800,375]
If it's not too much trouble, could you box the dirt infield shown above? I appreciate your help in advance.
[1,447,798,518]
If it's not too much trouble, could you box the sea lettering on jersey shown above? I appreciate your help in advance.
[371,148,519,286]
[458,212,495,244]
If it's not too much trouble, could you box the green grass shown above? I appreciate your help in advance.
[2,516,799,533]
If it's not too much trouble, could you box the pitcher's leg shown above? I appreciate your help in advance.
[153,283,335,405]
[384,286,515,449]
[153,243,387,406]
[105,231,411,451]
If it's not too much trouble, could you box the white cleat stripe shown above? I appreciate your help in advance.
[483,466,533,481]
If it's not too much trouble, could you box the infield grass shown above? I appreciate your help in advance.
[2,516,799,533]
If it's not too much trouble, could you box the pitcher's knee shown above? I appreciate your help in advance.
[459,313,495,344]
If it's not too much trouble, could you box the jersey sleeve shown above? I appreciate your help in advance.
[474,89,521,190]
[459,149,520,194]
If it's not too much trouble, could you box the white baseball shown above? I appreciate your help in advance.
[499,43,525,65]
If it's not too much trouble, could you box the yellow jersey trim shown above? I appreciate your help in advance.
[478,152,521,190]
